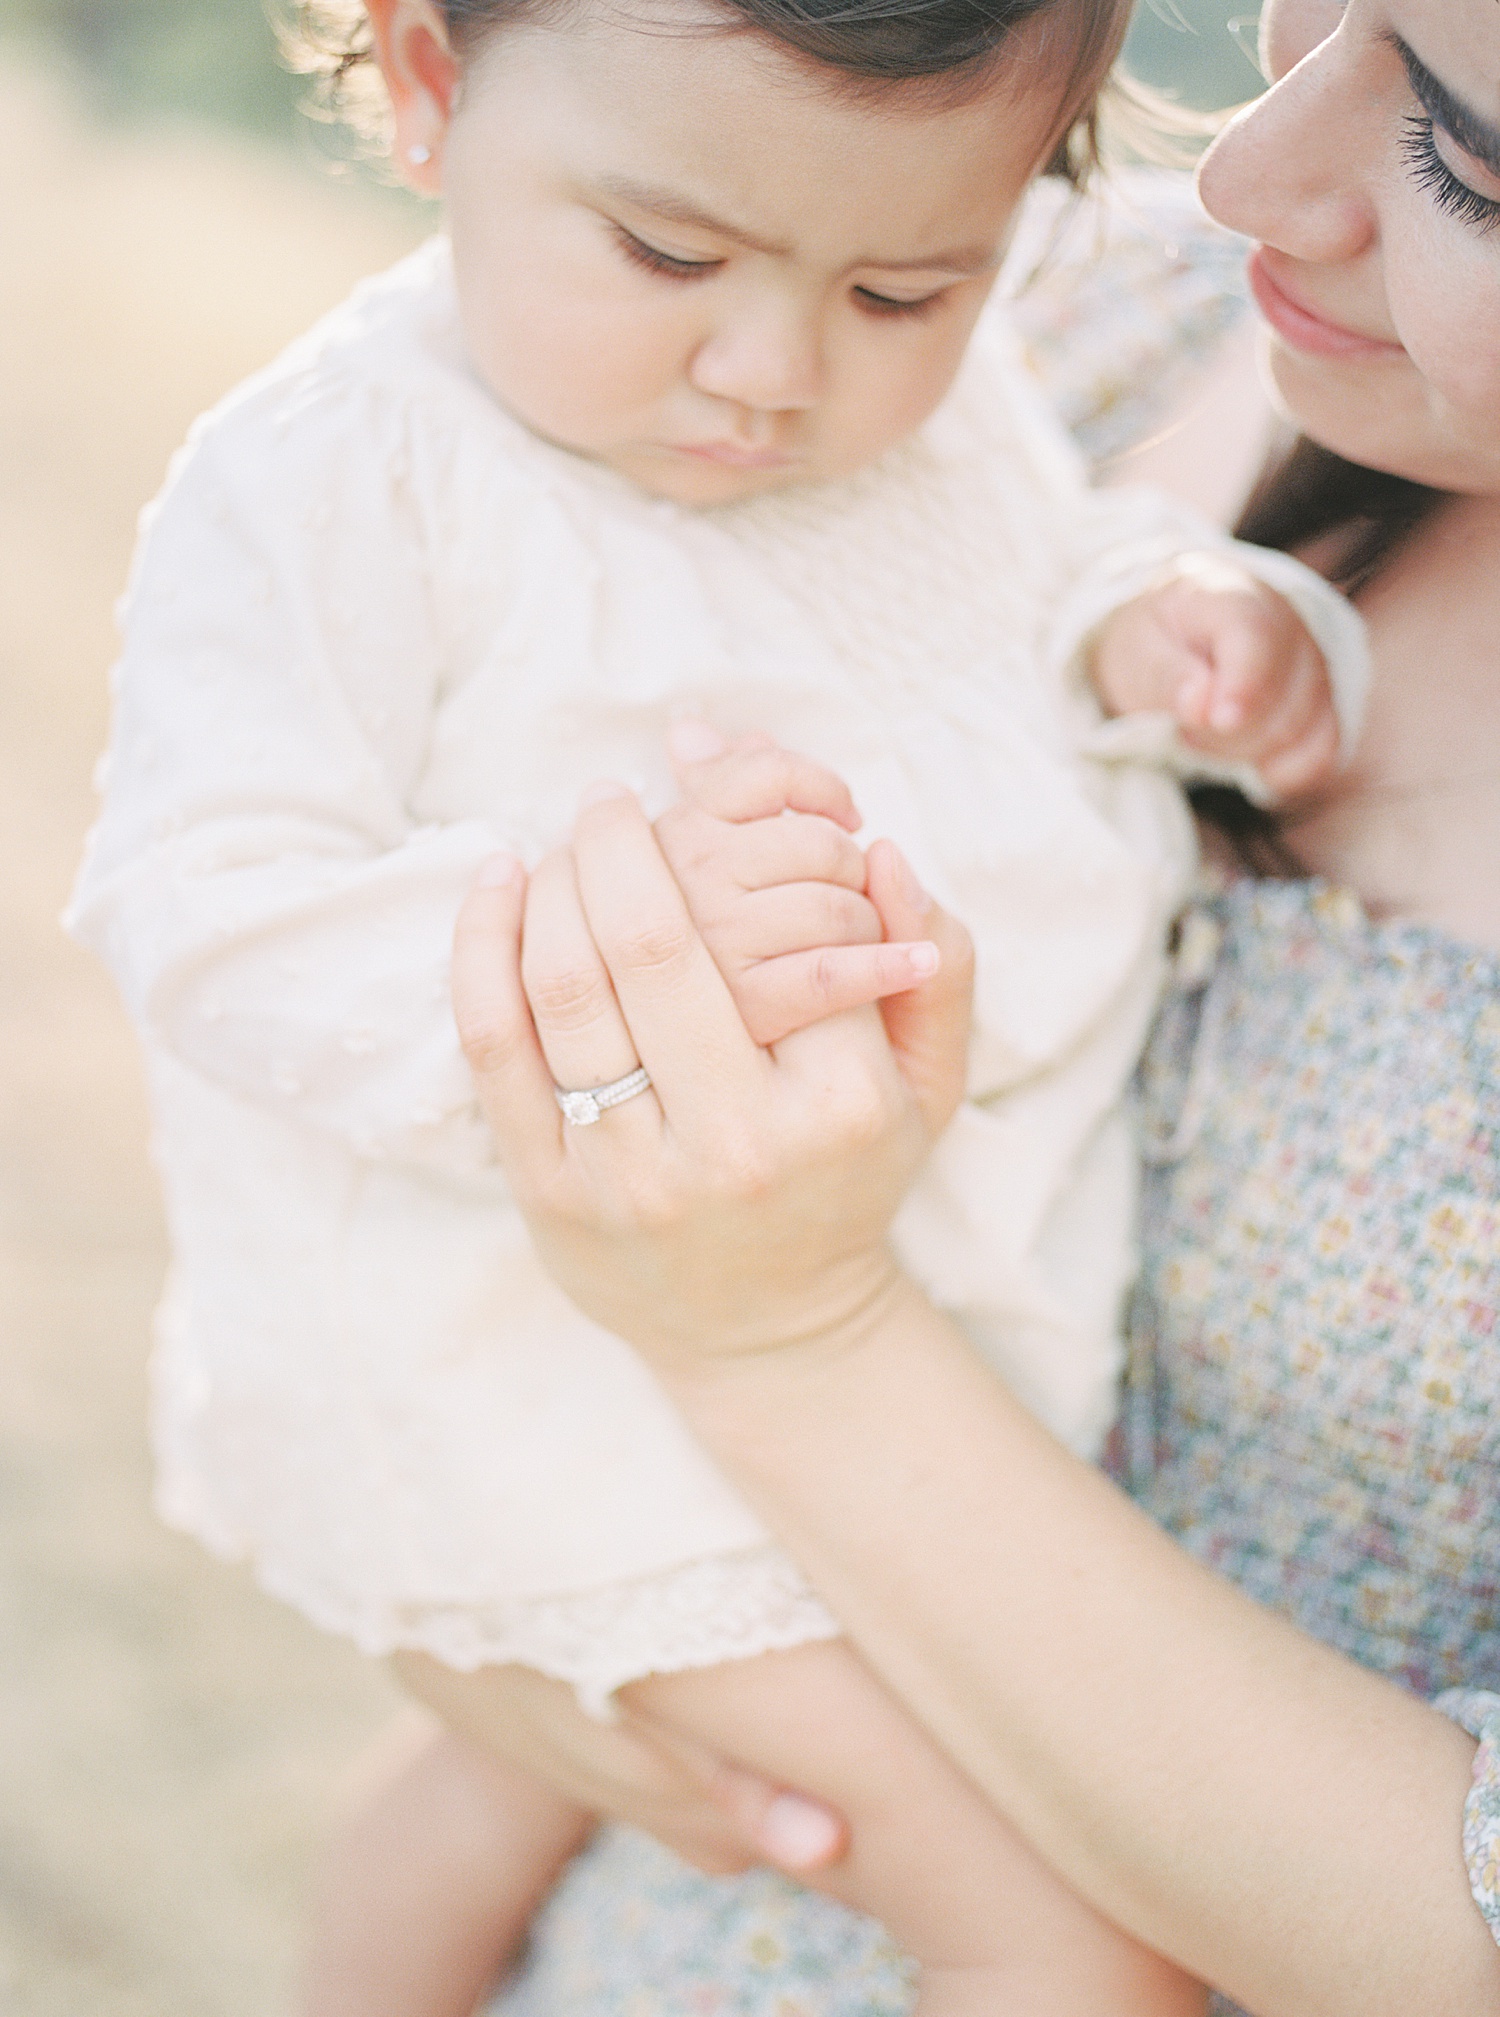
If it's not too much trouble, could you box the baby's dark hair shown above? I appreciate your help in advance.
[286,0,1131,182]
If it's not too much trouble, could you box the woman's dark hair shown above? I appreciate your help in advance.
[1235,432,1443,600]
[285,0,1132,183]
[1190,435,1446,876]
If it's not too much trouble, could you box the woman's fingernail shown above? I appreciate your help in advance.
[905,942,940,979]
[477,852,522,888]
[579,778,634,809]
[668,719,728,764]
[759,1794,844,1871]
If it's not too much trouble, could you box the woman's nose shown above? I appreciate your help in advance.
[1197,13,1377,267]
[689,306,823,415]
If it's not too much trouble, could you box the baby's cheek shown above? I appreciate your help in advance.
[821,325,971,476]
[458,261,674,456]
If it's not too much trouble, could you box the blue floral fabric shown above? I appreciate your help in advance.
[498,1826,914,2017]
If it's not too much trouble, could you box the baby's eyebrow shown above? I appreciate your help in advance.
[594,175,790,255]
[592,173,999,275]
[1392,34,1500,178]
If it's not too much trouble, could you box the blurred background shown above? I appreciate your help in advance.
[0,3,1261,2012]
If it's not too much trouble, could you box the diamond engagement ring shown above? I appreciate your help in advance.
[553,1065,653,1127]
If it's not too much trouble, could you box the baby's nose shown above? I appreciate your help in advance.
[689,312,822,413]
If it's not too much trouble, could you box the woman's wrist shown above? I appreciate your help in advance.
[660,1263,947,1471]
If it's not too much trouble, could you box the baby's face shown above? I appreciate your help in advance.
[426,4,1061,503]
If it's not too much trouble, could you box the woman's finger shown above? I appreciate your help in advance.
[668,725,863,833]
[619,1709,849,1875]
[569,788,770,1135]
[521,848,665,1152]
[865,839,974,1137]
[392,1655,764,1878]
[451,853,566,1185]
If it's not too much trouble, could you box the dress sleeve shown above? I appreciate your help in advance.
[68,373,501,1174]
[1436,1690,1500,1946]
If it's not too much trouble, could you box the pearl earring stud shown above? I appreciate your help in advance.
[407,143,433,166]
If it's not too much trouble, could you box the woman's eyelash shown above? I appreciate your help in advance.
[613,227,721,282]
[1401,116,1500,236]
[853,286,943,320]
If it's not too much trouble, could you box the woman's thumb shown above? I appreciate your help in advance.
[864,840,973,1136]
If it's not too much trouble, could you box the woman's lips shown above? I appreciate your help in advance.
[1247,248,1406,361]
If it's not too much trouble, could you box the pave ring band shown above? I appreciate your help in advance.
[554,1065,653,1127]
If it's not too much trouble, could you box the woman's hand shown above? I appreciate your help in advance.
[450,770,972,1373]
[392,1653,850,1879]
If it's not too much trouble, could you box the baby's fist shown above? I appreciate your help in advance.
[1092,555,1340,802]
[655,727,940,1048]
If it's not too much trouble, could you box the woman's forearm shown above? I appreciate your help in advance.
[676,1280,1498,2017]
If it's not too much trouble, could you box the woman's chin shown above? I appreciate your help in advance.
[1264,338,1499,494]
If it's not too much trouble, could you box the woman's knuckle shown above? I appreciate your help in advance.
[714,1128,778,1200]
[615,916,694,978]
[619,1167,687,1231]
[526,960,609,1028]
[456,1007,522,1076]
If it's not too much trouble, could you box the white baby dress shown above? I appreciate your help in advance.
[70,229,1367,1707]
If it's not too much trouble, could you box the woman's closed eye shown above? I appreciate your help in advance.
[613,225,724,282]
[1402,117,1500,237]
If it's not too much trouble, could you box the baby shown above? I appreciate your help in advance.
[70,0,1368,2010]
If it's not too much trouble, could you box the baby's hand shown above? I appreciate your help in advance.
[1090,554,1340,802]
[656,723,941,1048]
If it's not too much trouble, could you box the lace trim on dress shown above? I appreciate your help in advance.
[259,1544,843,1719]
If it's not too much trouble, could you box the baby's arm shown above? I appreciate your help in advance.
[635,1642,1206,2014]
[1089,554,1342,804]
[70,412,508,1175]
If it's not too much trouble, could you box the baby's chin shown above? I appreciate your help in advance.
[605,442,823,508]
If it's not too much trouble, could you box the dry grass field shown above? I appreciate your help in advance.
[0,60,426,2014]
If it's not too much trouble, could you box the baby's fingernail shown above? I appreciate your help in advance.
[579,779,634,809]
[905,942,941,979]
[760,1794,844,1871]
[477,852,522,888]
[668,719,728,764]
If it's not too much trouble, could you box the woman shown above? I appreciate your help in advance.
[443,2,1500,2010]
